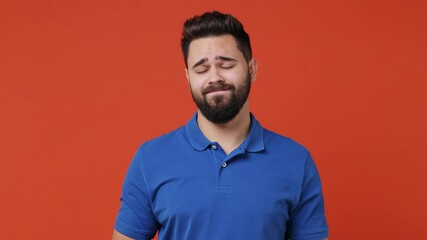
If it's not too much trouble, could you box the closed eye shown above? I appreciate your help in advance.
[220,64,235,69]
[194,67,209,74]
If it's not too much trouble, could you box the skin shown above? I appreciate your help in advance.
[112,230,133,240]
[112,34,328,240]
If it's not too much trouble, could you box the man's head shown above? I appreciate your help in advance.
[182,11,257,124]
[181,11,252,68]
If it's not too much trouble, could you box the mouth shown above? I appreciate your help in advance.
[204,89,232,98]
[206,89,230,94]
[202,84,234,95]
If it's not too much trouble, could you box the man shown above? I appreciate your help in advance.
[113,11,328,240]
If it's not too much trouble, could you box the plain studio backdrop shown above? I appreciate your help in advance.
[0,0,426,239]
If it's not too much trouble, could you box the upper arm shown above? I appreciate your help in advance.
[113,147,159,239]
[287,152,329,239]
[112,229,134,240]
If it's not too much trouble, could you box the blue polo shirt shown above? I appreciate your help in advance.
[115,113,328,240]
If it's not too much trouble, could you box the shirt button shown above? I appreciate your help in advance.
[212,145,218,150]
[222,162,227,168]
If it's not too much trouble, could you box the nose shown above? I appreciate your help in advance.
[208,67,224,84]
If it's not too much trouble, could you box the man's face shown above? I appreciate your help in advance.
[186,35,257,124]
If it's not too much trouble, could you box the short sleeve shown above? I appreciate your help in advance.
[114,147,159,240]
[288,152,328,240]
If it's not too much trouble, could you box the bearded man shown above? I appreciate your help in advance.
[113,11,328,240]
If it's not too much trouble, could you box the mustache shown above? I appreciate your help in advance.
[202,83,235,95]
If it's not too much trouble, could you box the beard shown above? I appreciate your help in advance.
[190,72,251,124]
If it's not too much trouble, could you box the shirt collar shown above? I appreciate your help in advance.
[185,112,265,153]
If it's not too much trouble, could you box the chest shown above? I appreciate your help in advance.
[146,151,303,231]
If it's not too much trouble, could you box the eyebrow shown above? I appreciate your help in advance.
[191,58,208,69]
[191,56,237,69]
[215,56,237,62]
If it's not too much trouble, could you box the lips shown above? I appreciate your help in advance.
[202,83,234,95]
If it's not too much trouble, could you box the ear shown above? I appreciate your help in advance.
[248,58,258,83]
[185,68,189,82]
[185,68,193,91]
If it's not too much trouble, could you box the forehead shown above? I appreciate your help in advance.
[187,35,244,64]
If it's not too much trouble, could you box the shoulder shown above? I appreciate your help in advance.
[139,126,186,151]
[262,128,309,157]
[130,126,187,165]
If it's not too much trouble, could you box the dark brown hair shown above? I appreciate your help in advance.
[181,11,252,68]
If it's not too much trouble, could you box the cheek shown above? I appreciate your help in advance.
[226,73,246,86]
[188,75,207,89]
[188,80,202,94]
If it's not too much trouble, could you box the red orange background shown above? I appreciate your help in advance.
[1,0,426,239]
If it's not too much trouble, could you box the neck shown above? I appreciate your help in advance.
[197,102,251,155]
